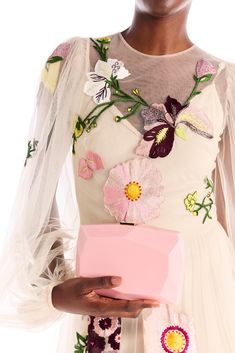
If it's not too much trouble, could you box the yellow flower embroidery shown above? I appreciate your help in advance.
[96,37,111,43]
[184,191,197,212]
[184,177,214,223]
[132,88,139,95]
[40,61,61,94]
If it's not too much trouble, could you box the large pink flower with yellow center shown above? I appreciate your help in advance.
[103,157,165,224]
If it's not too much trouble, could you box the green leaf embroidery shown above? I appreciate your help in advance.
[74,331,88,353]
[72,37,216,156]
[46,56,63,64]
[24,138,39,166]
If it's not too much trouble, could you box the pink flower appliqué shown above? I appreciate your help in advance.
[103,157,165,224]
[47,41,72,63]
[195,59,217,79]
[78,150,104,179]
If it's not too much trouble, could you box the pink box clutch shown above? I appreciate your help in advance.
[75,223,185,305]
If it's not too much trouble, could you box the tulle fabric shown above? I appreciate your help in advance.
[213,62,235,254]
[0,35,89,330]
[0,35,235,353]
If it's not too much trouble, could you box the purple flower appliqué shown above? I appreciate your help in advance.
[108,326,121,350]
[137,97,188,158]
[93,317,119,337]
[87,316,121,353]
[135,96,214,159]
[87,329,106,353]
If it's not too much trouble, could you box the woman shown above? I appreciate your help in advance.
[1,0,235,352]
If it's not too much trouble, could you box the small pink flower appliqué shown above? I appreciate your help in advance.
[46,41,72,63]
[160,325,190,353]
[78,150,104,179]
[103,157,165,224]
[195,59,217,78]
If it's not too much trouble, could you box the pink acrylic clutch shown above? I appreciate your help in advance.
[75,223,185,305]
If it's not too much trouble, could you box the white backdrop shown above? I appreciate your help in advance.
[0,0,234,352]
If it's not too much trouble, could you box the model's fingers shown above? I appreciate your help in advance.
[75,276,122,294]
[85,292,160,316]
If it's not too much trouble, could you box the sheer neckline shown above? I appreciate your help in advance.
[109,61,225,137]
[86,36,226,138]
[117,31,197,59]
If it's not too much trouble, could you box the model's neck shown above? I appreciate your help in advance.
[121,6,193,56]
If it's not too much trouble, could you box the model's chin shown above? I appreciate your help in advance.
[139,0,191,17]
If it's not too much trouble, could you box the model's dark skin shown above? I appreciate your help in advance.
[52,0,192,318]
[121,0,193,56]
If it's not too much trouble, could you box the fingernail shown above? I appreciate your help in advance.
[111,276,122,285]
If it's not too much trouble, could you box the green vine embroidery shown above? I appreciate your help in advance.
[74,331,88,353]
[71,36,216,155]
[183,72,215,106]
[24,138,39,166]
[184,177,214,223]
[90,37,110,61]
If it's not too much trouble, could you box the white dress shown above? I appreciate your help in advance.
[2,32,235,353]
[54,33,235,353]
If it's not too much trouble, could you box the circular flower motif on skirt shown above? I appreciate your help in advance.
[160,325,189,353]
[87,329,106,353]
[93,317,119,337]
[108,326,121,350]
[103,157,165,224]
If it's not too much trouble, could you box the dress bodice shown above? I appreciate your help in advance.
[72,33,228,235]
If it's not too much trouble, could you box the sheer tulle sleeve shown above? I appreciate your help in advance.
[0,36,89,330]
[213,62,235,254]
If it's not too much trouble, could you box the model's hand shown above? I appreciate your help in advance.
[51,276,160,318]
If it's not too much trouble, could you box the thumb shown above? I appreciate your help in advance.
[77,276,122,294]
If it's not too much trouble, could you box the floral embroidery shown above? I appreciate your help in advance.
[46,42,72,64]
[87,330,106,353]
[72,115,86,154]
[78,150,104,179]
[103,157,165,224]
[184,59,217,105]
[93,317,119,337]
[24,138,39,166]
[135,101,214,158]
[90,37,112,61]
[160,325,190,353]
[71,36,217,158]
[184,177,214,223]
[184,192,198,214]
[74,331,88,353]
[71,37,149,154]
[196,59,217,79]
[107,326,121,351]
[41,41,72,93]
[85,315,121,353]
[83,58,130,104]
